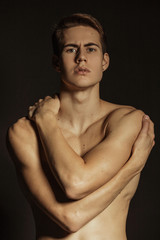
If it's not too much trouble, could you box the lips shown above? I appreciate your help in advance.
[74,66,90,75]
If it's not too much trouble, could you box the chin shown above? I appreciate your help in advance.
[61,76,101,90]
[67,82,99,91]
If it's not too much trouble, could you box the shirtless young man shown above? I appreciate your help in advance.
[7,13,155,240]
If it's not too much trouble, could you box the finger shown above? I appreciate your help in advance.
[29,105,33,110]
[28,109,33,119]
[148,119,155,137]
[53,92,60,99]
[54,95,58,99]
[44,96,51,100]
[140,115,150,134]
[28,106,36,120]
[152,140,155,147]
[38,99,43,103]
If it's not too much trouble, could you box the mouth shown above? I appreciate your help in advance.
[74,66,90,75]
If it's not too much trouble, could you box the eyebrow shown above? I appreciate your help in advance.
[63,42,100,49]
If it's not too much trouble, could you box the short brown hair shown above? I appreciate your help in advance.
[52,13,107,57]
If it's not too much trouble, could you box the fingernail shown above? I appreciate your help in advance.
[144,115,150,119]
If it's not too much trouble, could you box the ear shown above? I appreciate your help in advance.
[52,54,61,72]
[102,53,110,72]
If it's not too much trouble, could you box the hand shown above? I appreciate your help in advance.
[130,115,155,173]
[28,95,60,121]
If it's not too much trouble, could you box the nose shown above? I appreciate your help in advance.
[75,48,87,63]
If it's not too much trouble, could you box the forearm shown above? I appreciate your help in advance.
[35,112,86,195]
[35,113,133,199]
[18,154,139,233]
[59,156,139,232]
[8,113,154,233]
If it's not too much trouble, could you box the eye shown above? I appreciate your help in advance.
[66,48,77,53]
[87,47,96,53]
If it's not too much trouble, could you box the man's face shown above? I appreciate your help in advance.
[59,25,109,90]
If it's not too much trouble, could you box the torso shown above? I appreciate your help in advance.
[30,100,140,240]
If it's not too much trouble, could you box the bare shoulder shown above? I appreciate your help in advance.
[7,117,39,167]
[7,117,37,152]
[8,117,35,139]
[101,100,143,120]
[108,105,144,123]
[101,101,145,141]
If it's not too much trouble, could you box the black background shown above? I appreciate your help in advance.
[0,0,160,239]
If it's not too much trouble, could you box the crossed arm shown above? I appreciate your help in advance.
[7,96,155,233]
[7,113,154,232]
[29,99,148,199]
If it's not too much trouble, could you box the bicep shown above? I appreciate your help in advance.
[8,141,72,231]
[21,163,59,214]
[7,121,84,232]
[80,109,144,194]
[7,125,61,223]
[83,138,132,186]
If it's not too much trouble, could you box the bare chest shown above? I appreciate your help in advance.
[60,120,106,157]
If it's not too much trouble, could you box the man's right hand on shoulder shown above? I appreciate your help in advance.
[28,95,60,121]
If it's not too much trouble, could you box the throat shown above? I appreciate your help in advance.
[57,89,103,135]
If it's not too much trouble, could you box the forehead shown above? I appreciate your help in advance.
[63,26,101,45]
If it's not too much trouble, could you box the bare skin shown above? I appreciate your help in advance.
[7,26,155,240]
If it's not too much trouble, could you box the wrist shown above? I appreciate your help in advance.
[120,157,138,181]
[35,111,58,128]
[124,154,142,177]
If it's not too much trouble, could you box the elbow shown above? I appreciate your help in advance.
[65,186,84,200]
[65,218,81,233]
[64,179,88,200]
[61,207,83,233]
[41,205,82,234]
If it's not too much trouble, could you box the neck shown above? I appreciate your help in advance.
[57,83,102,134]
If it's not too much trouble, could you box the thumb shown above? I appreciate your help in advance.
[140,115,150,134]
